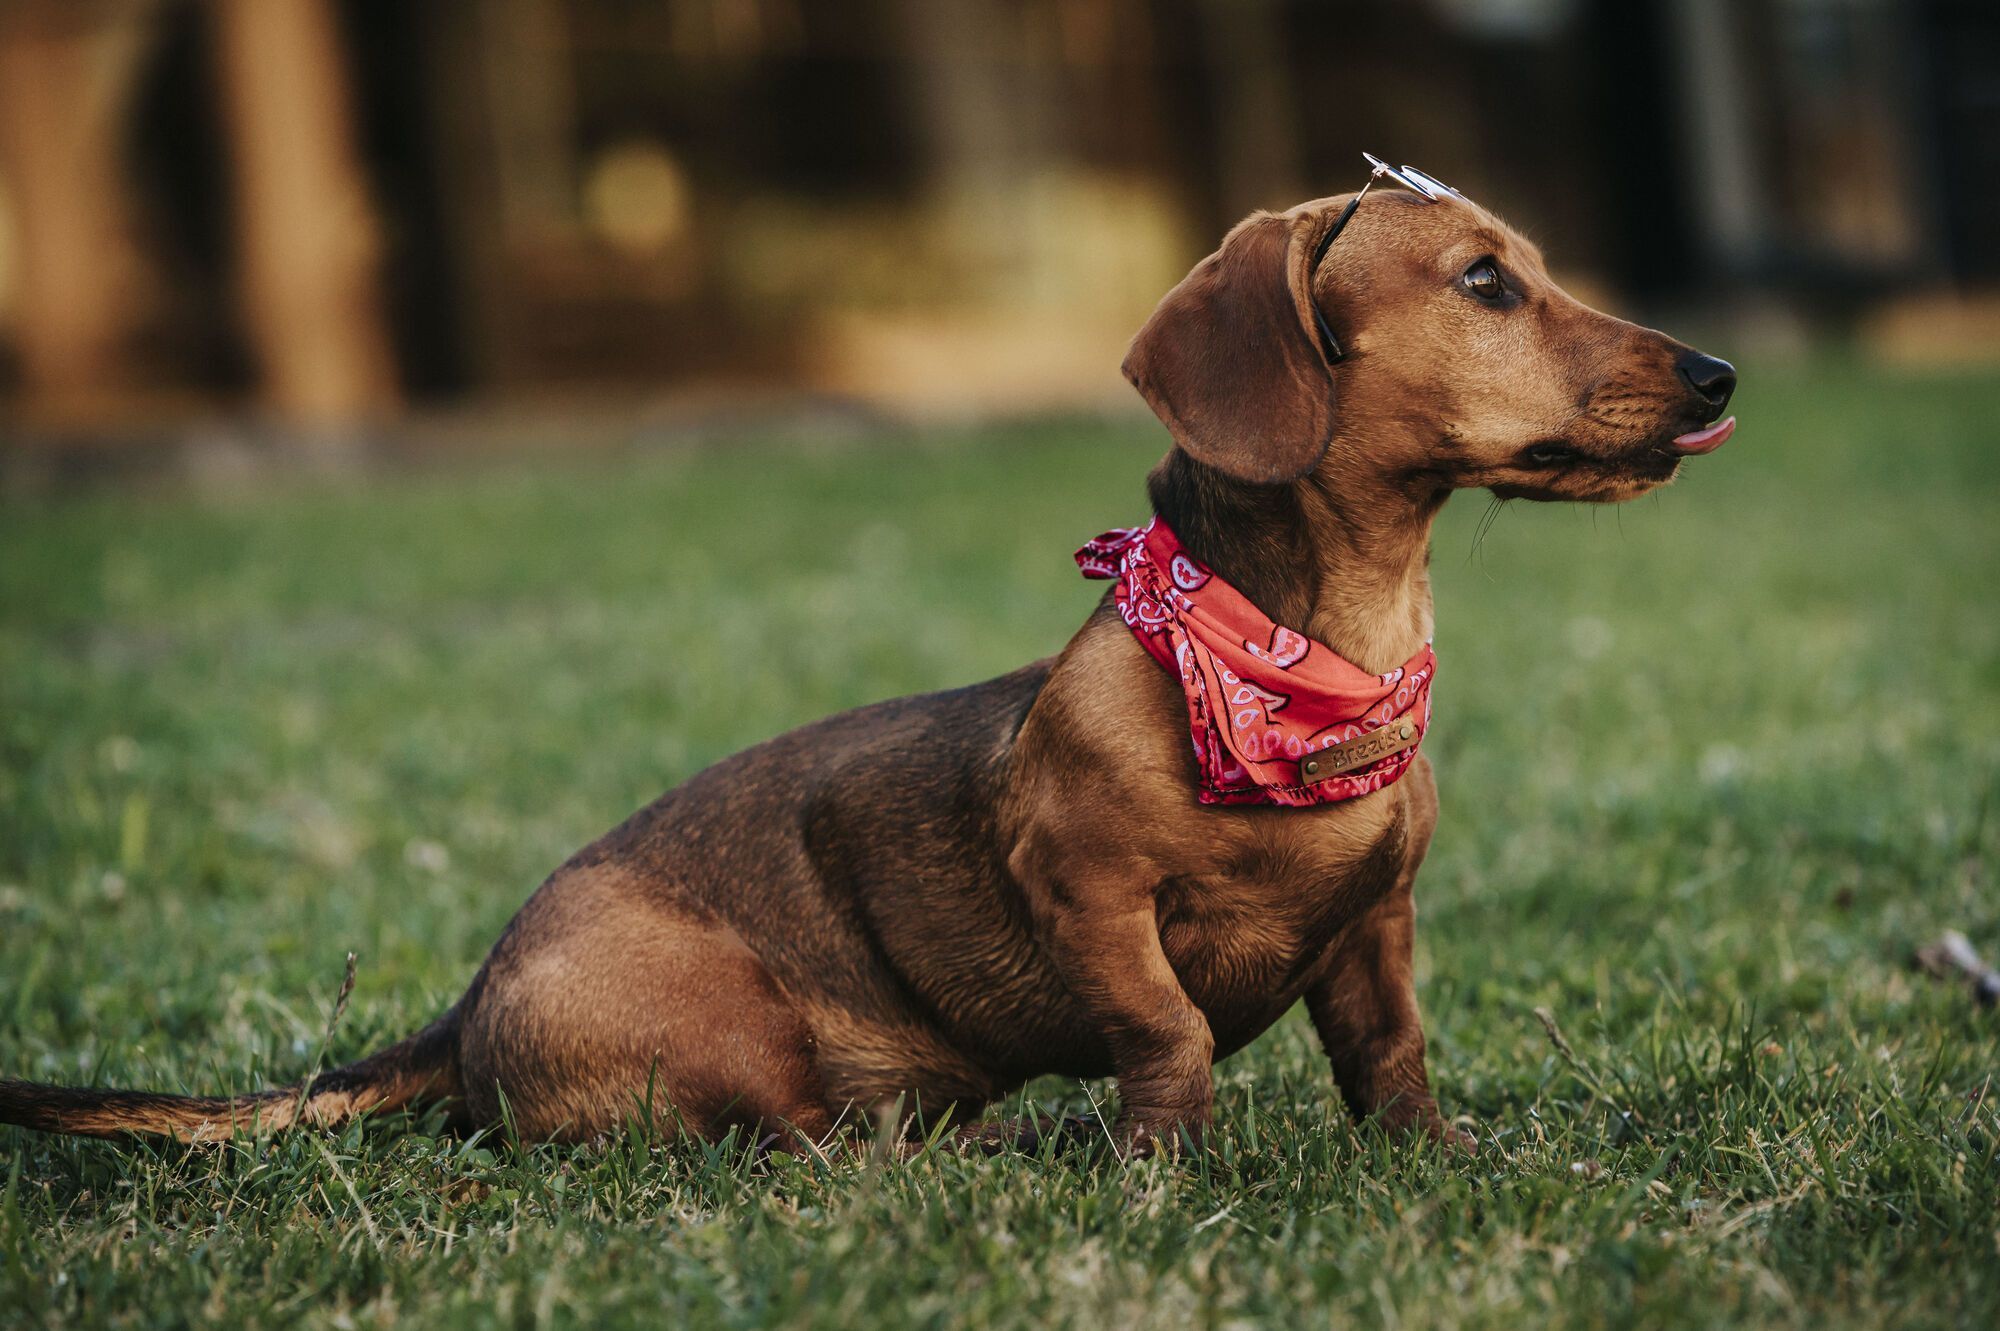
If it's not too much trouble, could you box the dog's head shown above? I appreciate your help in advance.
[1123,188,1735,501]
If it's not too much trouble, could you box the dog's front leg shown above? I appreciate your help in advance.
[1021,861,1214,1152]
[1304,885,1470,1151]
[1059,904,1214,1153]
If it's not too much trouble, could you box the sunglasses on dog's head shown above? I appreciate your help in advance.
[1310,153,1465,362]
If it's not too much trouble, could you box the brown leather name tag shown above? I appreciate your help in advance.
[1297,716,1422,783]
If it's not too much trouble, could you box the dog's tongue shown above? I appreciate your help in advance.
[1672,416,1736,454]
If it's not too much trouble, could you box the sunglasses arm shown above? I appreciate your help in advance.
[1307,182,1372,363]
[1310,184,1369,269]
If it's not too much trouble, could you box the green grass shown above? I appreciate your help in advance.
[2,358,1998,1329]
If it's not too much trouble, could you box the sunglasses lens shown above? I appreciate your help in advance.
[1382,165,1433,199]
[1359,153,1462,202]
[1398,166,1461,201]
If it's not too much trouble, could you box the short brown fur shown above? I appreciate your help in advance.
[0,187,1732,1153]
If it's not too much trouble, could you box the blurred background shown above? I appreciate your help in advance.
[4,10,1999,1318]
[0,0,1994,475]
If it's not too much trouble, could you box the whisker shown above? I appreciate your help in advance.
[1468,494,1507,573]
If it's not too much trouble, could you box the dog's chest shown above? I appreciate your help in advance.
[1158,801,1410,1052]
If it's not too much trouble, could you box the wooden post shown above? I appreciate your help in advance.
[0,3,150,425]
[209,0,399,421]
[1198,0,1304,218]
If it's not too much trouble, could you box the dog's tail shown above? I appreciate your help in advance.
[0,1009,462,1142]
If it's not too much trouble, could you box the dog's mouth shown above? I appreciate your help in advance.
[1516,440,1587,470]
[1511,439,1675,483]
[1494,440,1676,501]
[1490,408,1738,502]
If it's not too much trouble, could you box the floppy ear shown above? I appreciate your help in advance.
[1122,208,1337,484]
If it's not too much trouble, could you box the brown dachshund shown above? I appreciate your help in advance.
[1,180,1735,1153]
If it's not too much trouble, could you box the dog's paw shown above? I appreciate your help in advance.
[1428,1118,1479,1155]
[951,1115,1097,1156]
[1114,1114,1207,1159]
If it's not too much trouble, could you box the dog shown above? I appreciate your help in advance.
[0,170,1735,1153]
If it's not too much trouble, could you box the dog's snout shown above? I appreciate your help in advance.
[1675,352,1736,414]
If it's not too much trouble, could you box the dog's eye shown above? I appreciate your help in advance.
[1461,260,1507,303]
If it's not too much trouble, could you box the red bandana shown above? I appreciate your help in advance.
[1077,517,1435,807]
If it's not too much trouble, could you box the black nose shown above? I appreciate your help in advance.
[1675,351,1737,413]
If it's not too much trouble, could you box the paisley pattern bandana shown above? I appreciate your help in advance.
[1076,517,1435,807]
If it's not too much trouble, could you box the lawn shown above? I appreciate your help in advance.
[2,358,1997,1329]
